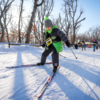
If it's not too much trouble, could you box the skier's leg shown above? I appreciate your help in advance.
[52,48,59,73]
[85,46,86,51]
[93,45,95,51]
[84,46,85,51]
[82,46,83,51]
[40,48,53,64]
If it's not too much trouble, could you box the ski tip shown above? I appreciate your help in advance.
[34,96,39,100]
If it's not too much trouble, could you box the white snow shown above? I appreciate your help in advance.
[0,43,100,100]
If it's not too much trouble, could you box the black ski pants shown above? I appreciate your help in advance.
[41,46,59,67]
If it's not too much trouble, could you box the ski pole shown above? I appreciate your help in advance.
[70,47,78,59]
[59,54,66,58]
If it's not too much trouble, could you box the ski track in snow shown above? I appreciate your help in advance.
[0,44,100,100]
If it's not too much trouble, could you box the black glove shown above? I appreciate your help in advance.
[41,43,45,48]
[65,40,70,47]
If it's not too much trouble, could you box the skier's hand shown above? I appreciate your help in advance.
[65,40,70,47]
[41,43,45,48]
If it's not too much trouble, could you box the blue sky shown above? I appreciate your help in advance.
[51,0,100,34]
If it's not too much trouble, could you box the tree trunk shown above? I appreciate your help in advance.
[25,4,37,43]
[18,0,24,43]
[25,0,44,43]
[0,20,4,42]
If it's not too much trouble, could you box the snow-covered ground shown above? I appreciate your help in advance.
[0,43,100,100]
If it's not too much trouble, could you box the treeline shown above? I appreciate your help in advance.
[77,26,100,42]
[0,0,88,44]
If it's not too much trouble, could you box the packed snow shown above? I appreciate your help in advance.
[0,43,100,100]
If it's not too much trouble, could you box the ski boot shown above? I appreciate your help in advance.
[53,66,57,73]
[37,62,44,66]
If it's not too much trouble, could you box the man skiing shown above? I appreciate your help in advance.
[81,40,86,51]
[93,39,98,51]
[37,17,70,73]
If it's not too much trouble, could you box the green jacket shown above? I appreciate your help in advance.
[44,26,68,53]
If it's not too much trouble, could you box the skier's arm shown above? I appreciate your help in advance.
[57,29,70,47]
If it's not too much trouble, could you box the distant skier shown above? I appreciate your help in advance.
[93,39,98,52]
[37,17,70,73]
[81,40,86,51]
[74,42,78,49]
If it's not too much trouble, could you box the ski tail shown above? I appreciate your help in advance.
[6,62,52,69]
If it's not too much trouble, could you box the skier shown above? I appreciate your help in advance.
[74,44,78,49]
[81,40,86,51]
[74,41,78,49]
[93,39,98,51]
[37,17,70,73]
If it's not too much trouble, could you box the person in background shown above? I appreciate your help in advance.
[37,17,70,73]
[88,40,91,48]
[81,40,86,51]
[77,39,81,47]
[93,39,98,52]
[74,41,78,49]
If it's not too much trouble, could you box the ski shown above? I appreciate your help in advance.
[6,62,52,69]
[34,65,60,100]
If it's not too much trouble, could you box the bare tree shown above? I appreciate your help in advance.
[91,26,100,41]
[25,0,44,43]
[63,0,86,44]
[0,0,14,42]
[77,26,100,42]
[54,13,63,30]
[33,0,54,44]
[9,20,18,42]
[58,3,71,36]
[3,10,12,42]
[18,0,24,43]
